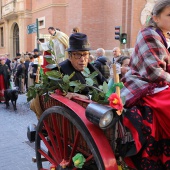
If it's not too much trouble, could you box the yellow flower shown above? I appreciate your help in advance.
[112,98,118,104]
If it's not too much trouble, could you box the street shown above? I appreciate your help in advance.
[0,93,38,170]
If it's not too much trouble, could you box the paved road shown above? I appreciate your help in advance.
[0,93,38,170]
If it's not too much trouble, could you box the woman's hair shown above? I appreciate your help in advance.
[117,56,130,66]
[147,0,170,28]
[25,55,30,61]
[72,27,79,33]
[20,57,25,63]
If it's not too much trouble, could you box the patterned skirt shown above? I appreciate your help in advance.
[123,87,170,170]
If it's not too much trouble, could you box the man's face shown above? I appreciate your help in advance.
[0,59,5,65]
[48,29,55,35]
[113,48,121,58]
[69,51,90,71]
[34,51,39,56]
[96,50,101,57]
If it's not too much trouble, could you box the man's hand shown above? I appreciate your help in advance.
[37,40,41,44]
[65,92,89,100]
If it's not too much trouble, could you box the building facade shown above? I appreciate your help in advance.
[0,0,156,59]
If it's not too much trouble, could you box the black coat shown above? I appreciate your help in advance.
[24,61,30,78]
[5,59,11,71]
[59,59,105,95]
[16,63,26,78]
[93,56,109,81]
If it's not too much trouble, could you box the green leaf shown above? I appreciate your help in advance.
[69,80,81,87]
[79,84,86,90]
[84,67,90,74]
[102,81,108,93]
[45,64,57,69]
[45,58,55,64]
[47,50,51,54]
[63,75,70,83]
[98,85,103,90]
[57,54,65,58]
[91,89,99,101]
[58,83,69,93]
[51,51,55,55]
[49,40,54,48]
[85,78,94,86]
[81,67,90,77]
[27,97,33,102]
[46,70,62,78]
[44,55,53,59]
[32,90,37,99]
[99,92,105,98]
[74,86,81,92]
[88,71,98,79]
[69,72,75,79]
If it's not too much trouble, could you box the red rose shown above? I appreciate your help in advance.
[108,93,123,111]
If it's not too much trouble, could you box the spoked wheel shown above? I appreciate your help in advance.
[35,106,105,170]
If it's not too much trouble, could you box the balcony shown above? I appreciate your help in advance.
[2,0,25,20]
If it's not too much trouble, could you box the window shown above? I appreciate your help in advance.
[38,17,45,29]
[0,27,4,47]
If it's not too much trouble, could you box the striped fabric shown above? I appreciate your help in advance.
[121,27,170,107]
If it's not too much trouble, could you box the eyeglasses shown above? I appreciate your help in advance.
[72,52,90,59]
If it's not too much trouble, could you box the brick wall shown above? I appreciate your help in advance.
[0,0,149,57]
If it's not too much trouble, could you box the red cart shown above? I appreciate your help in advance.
[32,91,120,170]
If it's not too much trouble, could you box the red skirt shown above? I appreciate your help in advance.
[123,88,170,170]
[0,75,5,101]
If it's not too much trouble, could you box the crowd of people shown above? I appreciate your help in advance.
[0,49,43,102]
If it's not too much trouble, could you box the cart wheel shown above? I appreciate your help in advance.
[35,106,105,170]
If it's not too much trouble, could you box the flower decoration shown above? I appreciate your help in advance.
[50,164,56,170]
[72,153,86,168]
[108,93,123,111]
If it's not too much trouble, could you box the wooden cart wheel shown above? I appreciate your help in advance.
[35,106,105,170]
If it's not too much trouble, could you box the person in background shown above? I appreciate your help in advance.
[38,26,69,63]
[0,57,11,102]
[11,58,17,76]
[93,48,110,81]
[24,55,30,92]
[28,56,34,88]
[31,49,40,82]
[88,54,96,64]
[108,56,130,89]
[16,53,21,60]
[15,58,26,93]
[5,54,11,72]
[72,27,80,34]
[112,47,122,63]
[120,0,170,169]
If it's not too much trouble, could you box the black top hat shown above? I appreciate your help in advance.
[66,33,91,52]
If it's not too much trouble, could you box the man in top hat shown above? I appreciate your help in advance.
[58,33,105,99]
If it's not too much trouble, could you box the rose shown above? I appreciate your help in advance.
[108,93,123,111]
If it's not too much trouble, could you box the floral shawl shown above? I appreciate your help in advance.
[121,27,170,107]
